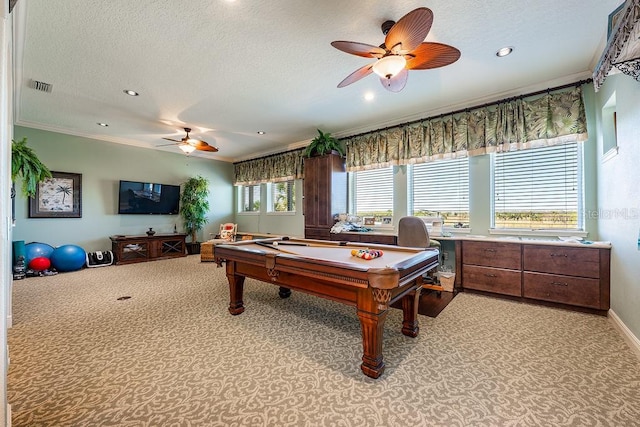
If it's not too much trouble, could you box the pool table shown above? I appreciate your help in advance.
[212,237,439,378]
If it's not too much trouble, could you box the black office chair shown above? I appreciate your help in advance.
[397,216,443,293]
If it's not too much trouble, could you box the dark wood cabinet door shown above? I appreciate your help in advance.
[523,245,600,278]
[523,272,600,308]
[462,241,521,269]
[462,264,522,296]
[303,153,346,238]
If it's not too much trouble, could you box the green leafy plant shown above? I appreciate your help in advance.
[304,129,344,157]
[11,137,52,197]
[179,175,210,243]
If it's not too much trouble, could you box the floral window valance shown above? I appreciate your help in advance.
[233,148,305,186]
[343,86,588,171]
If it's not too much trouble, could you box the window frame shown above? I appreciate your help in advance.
[348,166,394,228]
[490,142,586,236]
[237,184,261,214]
[408,157,470,231]
[267,180,296,214]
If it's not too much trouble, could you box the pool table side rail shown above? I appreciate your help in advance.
[213,242,438,288]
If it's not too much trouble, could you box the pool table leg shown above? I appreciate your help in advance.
[401,286,422,337]
[227,273,245,315]
[357,309,388,379]
[278,287,291,298]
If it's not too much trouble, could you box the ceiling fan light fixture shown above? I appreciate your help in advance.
[179,144,196,154]
[372,55,406,79]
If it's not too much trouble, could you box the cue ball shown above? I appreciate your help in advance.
[273,242,278,246]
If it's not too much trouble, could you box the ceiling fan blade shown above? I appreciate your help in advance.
[406,42,461,70]
[196,144,218,152]
[160,128,218,153]
[385,7,433,54]
[337,63,374,88]
[331,41,386,58]
[380,68,408,93]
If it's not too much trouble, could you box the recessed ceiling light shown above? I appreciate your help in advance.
[364,92,375,101]
[123,89,139,96]
[97,122,109,127]
[496,47,514,57]
[257,131,265,135]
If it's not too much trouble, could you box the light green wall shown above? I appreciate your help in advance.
[592,73,640,340]
[12,126,234,252]
[235,179,305,237]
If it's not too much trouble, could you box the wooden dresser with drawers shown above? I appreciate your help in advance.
[460,239,610,314]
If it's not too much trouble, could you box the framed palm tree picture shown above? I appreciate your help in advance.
[29,171,82,218]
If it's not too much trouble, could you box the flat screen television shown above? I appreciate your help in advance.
[118,180,180,215]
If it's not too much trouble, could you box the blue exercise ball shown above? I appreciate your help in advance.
[24,242,55,264]
[50,245,86,272]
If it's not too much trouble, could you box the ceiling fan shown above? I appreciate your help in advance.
[159,127,218,154]
[331,7,460,92]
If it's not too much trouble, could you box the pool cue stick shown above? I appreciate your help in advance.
[254,241,281,250]
[304,241,372,251]
[269,247,302,255]
[254,241,307,255]
[257,239,387,255]
[254,241,319,256]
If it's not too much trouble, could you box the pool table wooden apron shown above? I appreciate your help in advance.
[213,238,439,378]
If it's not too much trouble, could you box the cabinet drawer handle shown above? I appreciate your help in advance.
[485,273,497,278]
[549,253,568,258]
[484,249,496,253]
[551,281,568,286]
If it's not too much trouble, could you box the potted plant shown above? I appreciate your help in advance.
[304,129,344,157]
[179,175,210,254]
[11,137,52,222]
[11,137,52,197]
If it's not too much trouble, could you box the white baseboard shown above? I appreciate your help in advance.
[609,309,640,360]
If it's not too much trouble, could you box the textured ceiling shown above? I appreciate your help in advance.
[12,0,622,162]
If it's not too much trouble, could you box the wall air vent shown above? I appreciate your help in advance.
[28,79,53,93]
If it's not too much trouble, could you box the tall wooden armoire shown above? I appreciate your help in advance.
[303,153,347,240]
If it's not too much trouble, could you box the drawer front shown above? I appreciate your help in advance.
[523,272,600,309]
[305,228,330,241]
[523,245,599,278]
[462,241,521,269]
[462,265,521,296]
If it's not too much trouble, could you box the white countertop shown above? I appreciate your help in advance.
[433,234,611,248]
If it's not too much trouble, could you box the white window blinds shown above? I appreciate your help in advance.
[352,167,394,220]
[410,158,470,227]
[493,143,583,230]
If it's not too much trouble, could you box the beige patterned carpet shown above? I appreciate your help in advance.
[8,255,640,426]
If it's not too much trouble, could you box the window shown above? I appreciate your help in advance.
[350,167,393,225]
[602,93,618,160]
[239,185,261,212]
[410,158,470,228]
[270,180,295,212]
[492,143,583,230]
